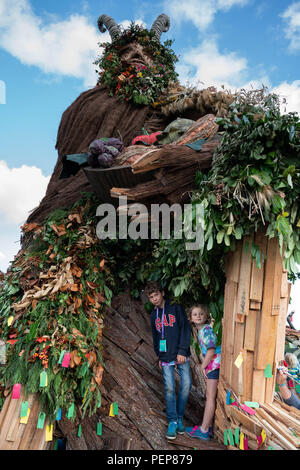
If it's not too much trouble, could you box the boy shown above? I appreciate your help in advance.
[145,281,192,440]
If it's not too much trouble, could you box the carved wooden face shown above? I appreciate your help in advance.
[118,41,154,68]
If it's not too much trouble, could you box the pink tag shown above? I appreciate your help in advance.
[61,352,71,368]
[12,383,21,399]
[230,401,239,407]
[257,435,263,449]
[244,436,248,450]
[241,404,256,415]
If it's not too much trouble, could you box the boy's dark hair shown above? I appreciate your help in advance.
[144,281,163,297]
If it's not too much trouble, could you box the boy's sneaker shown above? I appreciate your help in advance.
[176,418,185,434]
[166,421,177,440]
[185,425,210,441]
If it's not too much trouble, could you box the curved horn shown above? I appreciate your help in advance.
[150,14,170,41]
[98,14,121,42]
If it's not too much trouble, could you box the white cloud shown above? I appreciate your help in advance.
[0,160,50,224]
[176,38,248,89]
[281,2,300,52]
[164,0,248,31]
[272,80,300,115]
[0,0,110,87]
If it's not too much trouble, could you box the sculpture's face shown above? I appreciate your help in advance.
[118,41,154,69]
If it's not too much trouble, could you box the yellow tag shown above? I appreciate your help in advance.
[109,404,114,417]
[45,424,53,442]
[82,388,88,404]
[20,407,30,424]
[261,429,266,444]
[234,352,243,369]
[239,432,244,450]
[7,316,14,326]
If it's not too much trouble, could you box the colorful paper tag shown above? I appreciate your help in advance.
[264,363,273,378]
[235,427,240,445]
[240,404,256,415]
[61,352,71,368]
[244,401,259,409]
[40,371,48,387]
[234,352,243,369]
[7,316,14,326]
[12,383,21,399]
[20,407,30,424]
[20,401,29,418]
[224,430,228,446]
[77,425,82,438]
[228,429,234,446]
[45,424,53,442]
[159,340,167,352]
[109,404,114,417]
[67,402,75,419]
[37,412,46,429]
[239,432,244,450]
[243,436,248,450]
[112,402,118,416]
[226,389,231,405]
[97,422,102,436]
[56,408,61,421]
[58,350,66,365]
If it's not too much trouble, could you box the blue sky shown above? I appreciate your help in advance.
[0,0,300,325]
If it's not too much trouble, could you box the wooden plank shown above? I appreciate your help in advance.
[244,309,257,351]
[280,271,288,298]
[242,350,254,402]
[229,405,263,435]
[231,323,245,397]
[265,364,276,404]
[225,242,242,283]
[271,242,283,315]
[262,403,300,434]
[221,279,238,385]
[249,231,267,302]
[236,235,253,316]
[252,369,265,403]
[255,237,279,369]
[258,418,297,450]
[249,300,261,310]
[275,296,289,362]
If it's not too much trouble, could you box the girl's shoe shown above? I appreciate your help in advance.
[185,425,210,440]
[166,421,177,440]
[176,418,185,434]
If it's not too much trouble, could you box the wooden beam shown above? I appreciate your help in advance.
[236,236,253,316]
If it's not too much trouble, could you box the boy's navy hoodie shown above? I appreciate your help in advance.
[150,299,191,363]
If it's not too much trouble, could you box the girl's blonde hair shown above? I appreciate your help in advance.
[188,304,211,325]
[285,352,298,368]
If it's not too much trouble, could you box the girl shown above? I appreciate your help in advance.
[185,304,221,440]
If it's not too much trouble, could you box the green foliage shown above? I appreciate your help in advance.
[94,22,178,106]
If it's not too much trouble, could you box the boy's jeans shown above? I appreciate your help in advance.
[162,361,192,423]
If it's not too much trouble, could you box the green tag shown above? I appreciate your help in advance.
[235,427,240,445]
[37,412,46,429]
[296,384,300,393]
[228,429,234,446]
[20,401,29,418]
[264,364,273,378]
[58,350,66,365]
[67,403,75,419]
[268,446,274,450]
[54,440,59,450]
[112,402,118,415]
[224,429,228,446]
[77,424,82,438]
[97,422,102,436]
[40,370,47,387]
[244,401,260,408]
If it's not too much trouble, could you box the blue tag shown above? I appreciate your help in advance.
[159,340,167,352]
[56,408,62,421]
